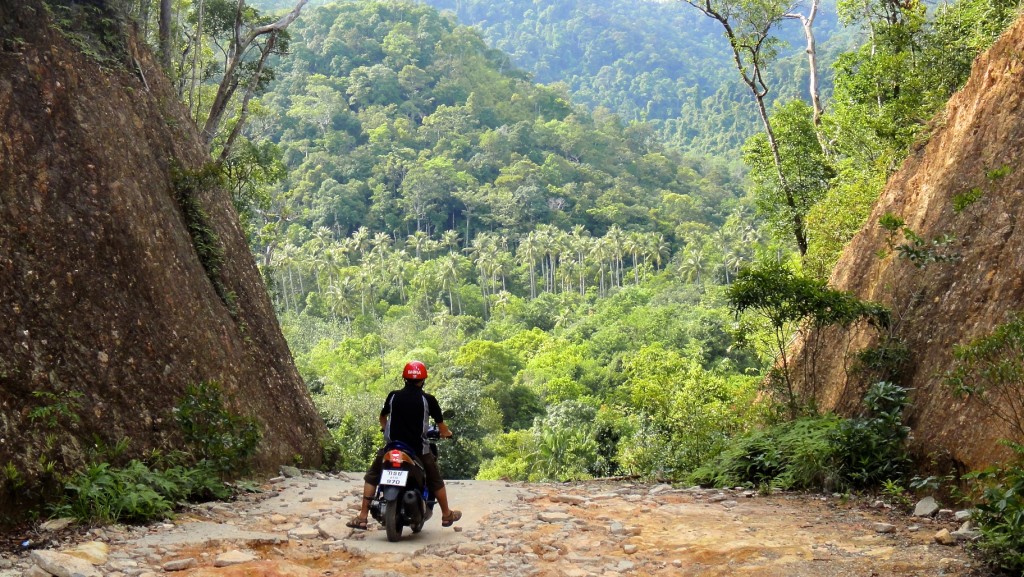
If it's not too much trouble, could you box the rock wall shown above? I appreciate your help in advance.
[0,0,327,519]
[791,15,1024,471]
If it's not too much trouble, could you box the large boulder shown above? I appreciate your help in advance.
[0,0,327,520]
[789,14,1024,470]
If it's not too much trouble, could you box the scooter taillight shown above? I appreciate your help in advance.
[388,450,403,467]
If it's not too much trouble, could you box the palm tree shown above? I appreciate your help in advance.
[371,232,392,272]
[605,225,626,288]
[440,254,463,315]
[569,225,590,295]
[534,226,554,294]
[467,234,500,317]
[647,233,670,272]
[517,232,542,299]
[679,245,707,286]
[722,250,745,284]
[440,229,461,255]
[591,237,612,297]
[625,231,643,284]
[407,230,429,260]
[351,226,371,263]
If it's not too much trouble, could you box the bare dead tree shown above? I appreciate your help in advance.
[785,0,822,125]
[681,0,809,255]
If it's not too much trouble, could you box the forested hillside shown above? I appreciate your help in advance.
[10,0,1024,568]
[414,0,850,154]
[228,0,1024,496]
[241,0,771,481]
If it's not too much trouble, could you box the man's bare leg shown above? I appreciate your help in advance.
[435,486,461,525]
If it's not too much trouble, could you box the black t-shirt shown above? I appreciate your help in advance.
[380,382,444,455]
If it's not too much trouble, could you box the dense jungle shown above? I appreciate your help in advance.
[4,0,1024,572]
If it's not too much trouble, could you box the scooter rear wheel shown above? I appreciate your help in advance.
[384,501,403,542]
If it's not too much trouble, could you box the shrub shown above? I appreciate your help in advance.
[174,381,261,477]
[829,381,911,487]
[728,261,889,416]
[53,459,228,524]
[690,382,911,491]
[689,415,842,490]
[945,313,1024,443]
[967,442,1024,573]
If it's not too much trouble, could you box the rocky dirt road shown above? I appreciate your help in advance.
[6,471,993,577]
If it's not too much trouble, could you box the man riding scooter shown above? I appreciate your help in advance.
[347,361,462,530]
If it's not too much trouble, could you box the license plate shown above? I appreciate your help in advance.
[380,470,409,487]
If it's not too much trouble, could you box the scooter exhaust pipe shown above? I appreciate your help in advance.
[403,490,419,505]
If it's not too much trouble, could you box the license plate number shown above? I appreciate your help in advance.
[381,470,409,486]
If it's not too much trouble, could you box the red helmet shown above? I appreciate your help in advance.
[402,361,428,380]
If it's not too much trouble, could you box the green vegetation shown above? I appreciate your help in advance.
[43,0,128,69]
[113,0,1024,566]
[967,443,1024,573]
[171,164,236,311]
[47,382,252,524]
[692,381,910,491]
[174,381,263,477]
[944,314,1024,571]
[53,460,229,524]
[727,261,888,416]
[412,0,847,155]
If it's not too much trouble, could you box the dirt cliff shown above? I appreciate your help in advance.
[791,15,1024,471]
[0,0,327,520]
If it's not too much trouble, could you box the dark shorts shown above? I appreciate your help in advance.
[364,447,445,493]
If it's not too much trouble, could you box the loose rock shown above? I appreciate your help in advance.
[873,523,896,534]
[934,529,957,546]
[30,550,102,577]
[914,497,940,517]
[214,550,257,567]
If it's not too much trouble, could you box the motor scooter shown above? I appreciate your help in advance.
[368,426,441,542]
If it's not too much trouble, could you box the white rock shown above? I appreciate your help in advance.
[456,543,487,555]
[64,541,108,565]
[162,558,197,572]
[317,517,352,540]
[39,518,76,532]
[873,523,896,534]
[550,494,587,506]
[537,512,572,523]
[954,510,972,522]
[622,544,638,554]
[213,550,257,567]
[288,525,321,540]
[914,496,940,517]
[30,550,101,577]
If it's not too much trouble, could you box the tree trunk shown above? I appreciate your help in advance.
[158,0,172,71]
[201,0,309,149]
[218,33,277,162]
[752,93,809,256]
[786,0,822,125]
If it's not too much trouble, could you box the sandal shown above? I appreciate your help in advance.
[345,516,368,530]
[441,510,462,527]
